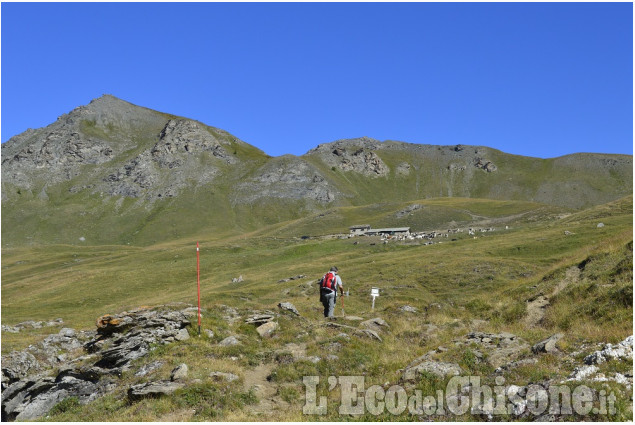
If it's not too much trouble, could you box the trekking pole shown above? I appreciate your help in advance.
[341,292,345,317]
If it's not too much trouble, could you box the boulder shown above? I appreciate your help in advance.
[170,363,188,381]
[128,380,184,401]
[58,328,76,338]
[209,372,239,383]
[354,329,383,342]
[360,317,389,332]
[174,328,190,341]
[532,333,563,354]
[256,321,278,338]
[245,314,275,325]
[218,336,240,347]
[1,351,40,384]
[277,302,300,316]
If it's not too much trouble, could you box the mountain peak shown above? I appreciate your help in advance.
[81,94,140,113]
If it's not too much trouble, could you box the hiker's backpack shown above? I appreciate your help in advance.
[321,272,337,291]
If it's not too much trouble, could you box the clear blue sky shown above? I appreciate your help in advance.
[2,2,632,158]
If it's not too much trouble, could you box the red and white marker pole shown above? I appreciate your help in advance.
[197,241,201,336]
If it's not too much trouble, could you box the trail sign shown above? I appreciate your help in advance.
[371,287,379,310]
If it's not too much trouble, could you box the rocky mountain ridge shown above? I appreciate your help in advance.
[2,95,632,245]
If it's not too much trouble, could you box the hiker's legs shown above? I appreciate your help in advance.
[322,291,331,317]
[323,291,336,317]
[326,292,336,317]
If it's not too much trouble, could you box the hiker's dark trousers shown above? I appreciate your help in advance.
[322,290,336,317]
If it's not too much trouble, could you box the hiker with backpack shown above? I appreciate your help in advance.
[319,266,344,318]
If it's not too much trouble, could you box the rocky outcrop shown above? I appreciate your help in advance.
[360,317,390,333]
[1,318,63,333]
[532,333,563,354]
[234,155,339,204]
[1,327,95,389]
[309,138,389,177]
[395,204,422,218]
[584,335,633,365]
[153,119,235,166]
[402,360,462,381]
[475,158,497,172]
[127,381,185,401]
[1,95,164,190]
[102,120,234,200]
[277,302,300,316]
[1,306,191,421]
[2,95,632,247]
[455,331,530,369]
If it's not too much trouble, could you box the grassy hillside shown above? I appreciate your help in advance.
[1,196,632,420]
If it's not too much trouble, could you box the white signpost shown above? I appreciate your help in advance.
[371,287,379,310]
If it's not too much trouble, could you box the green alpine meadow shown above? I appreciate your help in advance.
[1,96,632,421]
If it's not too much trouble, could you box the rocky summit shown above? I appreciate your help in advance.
[2,95,632,246]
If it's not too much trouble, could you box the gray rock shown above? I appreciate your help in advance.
[278,302,300,316]
[304,356,321,364]
[597,222,605,228]
[402,361,462,381]
[209,372,239,383]
[462,331,529,368]
[584,335,633,365]
[58,328,76,338]
[360,317,389,332]
[174,328,190,341]
[400,305,418,313]
[170,363,188,381]
[135,361,164,377]
[354,329,383,342]
[204,329,215,338]
[256,321,278,338]
[235,155,339,204]
[128,380,185,401]
[1,306,195,421]
[218,336,240,347]
[245,314,275,325]
[532,333,564,354]
[1,351,40,384]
